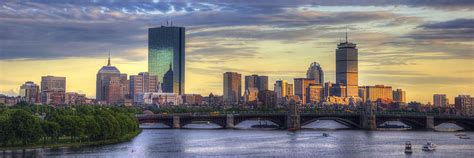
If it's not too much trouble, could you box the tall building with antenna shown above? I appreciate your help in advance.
[335,32,358,97]
[148,23,185,94]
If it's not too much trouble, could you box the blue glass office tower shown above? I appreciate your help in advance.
[148,26,185,94]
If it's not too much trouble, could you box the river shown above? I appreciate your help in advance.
[2,121,474,157]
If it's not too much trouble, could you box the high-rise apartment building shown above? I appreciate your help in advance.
[307,84,324,105]
[294,78,316,105]
[393,89,406,103]
[336,33,358,97]
[245,74,268,92]
[274,80,293,104]
[148,26,185,94]
[41,75,66,105]
[130,72,158,102]
[433,94,447,108]
[223,72,242,104]
[20,81,39,103]
[455,95,473,115]
[306,62,324,84]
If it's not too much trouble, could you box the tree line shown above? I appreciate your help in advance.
[0,102,139,147]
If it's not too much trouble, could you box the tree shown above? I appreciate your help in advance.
[0,114,14,146]
[40,121,60,144]
[10,109,43,145]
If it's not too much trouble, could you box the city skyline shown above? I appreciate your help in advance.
[1,1,473,103]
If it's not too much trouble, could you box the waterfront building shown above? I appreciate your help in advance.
[455,95,473,115]
[136,92,182,106]
[41,75,66,105]
[257,90,277,108]
[65,92,86,105]
[306,84,324,105]
[182,94,203,105]
[148,26,185,94]
[393,89,406,103]
[359,85,393,103]
[96,55,128,105]
[243,88,259,102]
[306,62,324,84]
[274,80,294,105]
[294,78,316,105]
[130,72,158,103]
[245,74,268,92]
[433,94,447,108]
[335,33,358,97]
[19,81,39,103]
[223,72,242,105]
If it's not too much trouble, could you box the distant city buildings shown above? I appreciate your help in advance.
[223,72,242,104]
[245,74,268,92]
[65,92,86,105]
[19,81,39,104]
[41,75,66,105]
[96,56,128,105]
[148,26,185,94]
[135,92,182,106]
[359,85,393,103]
[393,89,406,103]
[130,72,158,103]
[294,78,316,105]
[274,80,294,105]
[455,95,473,115]
[306,62,324,84]
[335,34,358,97]
[433,94,448,108]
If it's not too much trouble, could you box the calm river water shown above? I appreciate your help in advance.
[2,121,474,157]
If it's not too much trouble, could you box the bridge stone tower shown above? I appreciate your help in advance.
[286,100,301,129]
[361,102,376,130]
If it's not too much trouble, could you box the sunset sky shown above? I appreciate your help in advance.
[0,1,473,103]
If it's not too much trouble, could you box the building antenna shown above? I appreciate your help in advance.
[107,50,111,66]
[345,28,348,43]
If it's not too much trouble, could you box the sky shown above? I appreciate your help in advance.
[0,0,473,103]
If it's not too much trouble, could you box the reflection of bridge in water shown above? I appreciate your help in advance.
[136,111,474,131]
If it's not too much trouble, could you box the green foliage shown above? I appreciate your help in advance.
[0,104,140,147]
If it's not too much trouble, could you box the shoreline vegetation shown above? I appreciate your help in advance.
[0,129,142,151]
[0,103,141,150]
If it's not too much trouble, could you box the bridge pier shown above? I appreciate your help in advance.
[173,116,181,129]
[361,103,377,130]
[426,116,434,130]
[286,103,301,130]
[226,114,235,129]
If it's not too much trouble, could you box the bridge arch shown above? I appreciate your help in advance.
[376,118,425,129]
[233,116,286,128]
[434,119,474,131]
[301,117,361,128]
[180,117,226,128]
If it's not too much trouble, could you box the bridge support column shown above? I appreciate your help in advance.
[226,114,235,129]
[286,103,300,130]
[173,116,181,129]
[362,103,377,130]
[426,116,434,130]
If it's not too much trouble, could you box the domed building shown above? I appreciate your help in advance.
[306,62,324,84]
[96,55,128,105]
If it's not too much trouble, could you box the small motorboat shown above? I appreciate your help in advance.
[405,141,413,154]
[459,136,471,139]
[323,133,329,137]
[422,141,436,151]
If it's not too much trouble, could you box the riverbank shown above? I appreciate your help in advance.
[0,130,142,151]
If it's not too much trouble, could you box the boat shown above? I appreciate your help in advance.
[323,133,329,137]
[459,136,471,139]
[422,141,436,151]
[405,141,413,154]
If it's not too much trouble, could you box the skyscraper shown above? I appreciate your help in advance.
[245,74,268,92]
[274,80,288,104]
[223,72,242,104]
[393,89,406,103]
[130,72,158,102]
[148,26,185,94]
[306,62,324,84]
[294,78,316,105]
[336,33,358,97]
[96,55,127,104]
[20,81,39,103]
[433,94,447,108]
[41,75,66,105]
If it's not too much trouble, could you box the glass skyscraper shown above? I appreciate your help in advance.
[148,26,185,94]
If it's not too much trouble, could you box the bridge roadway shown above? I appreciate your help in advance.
[136,111,474,131]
